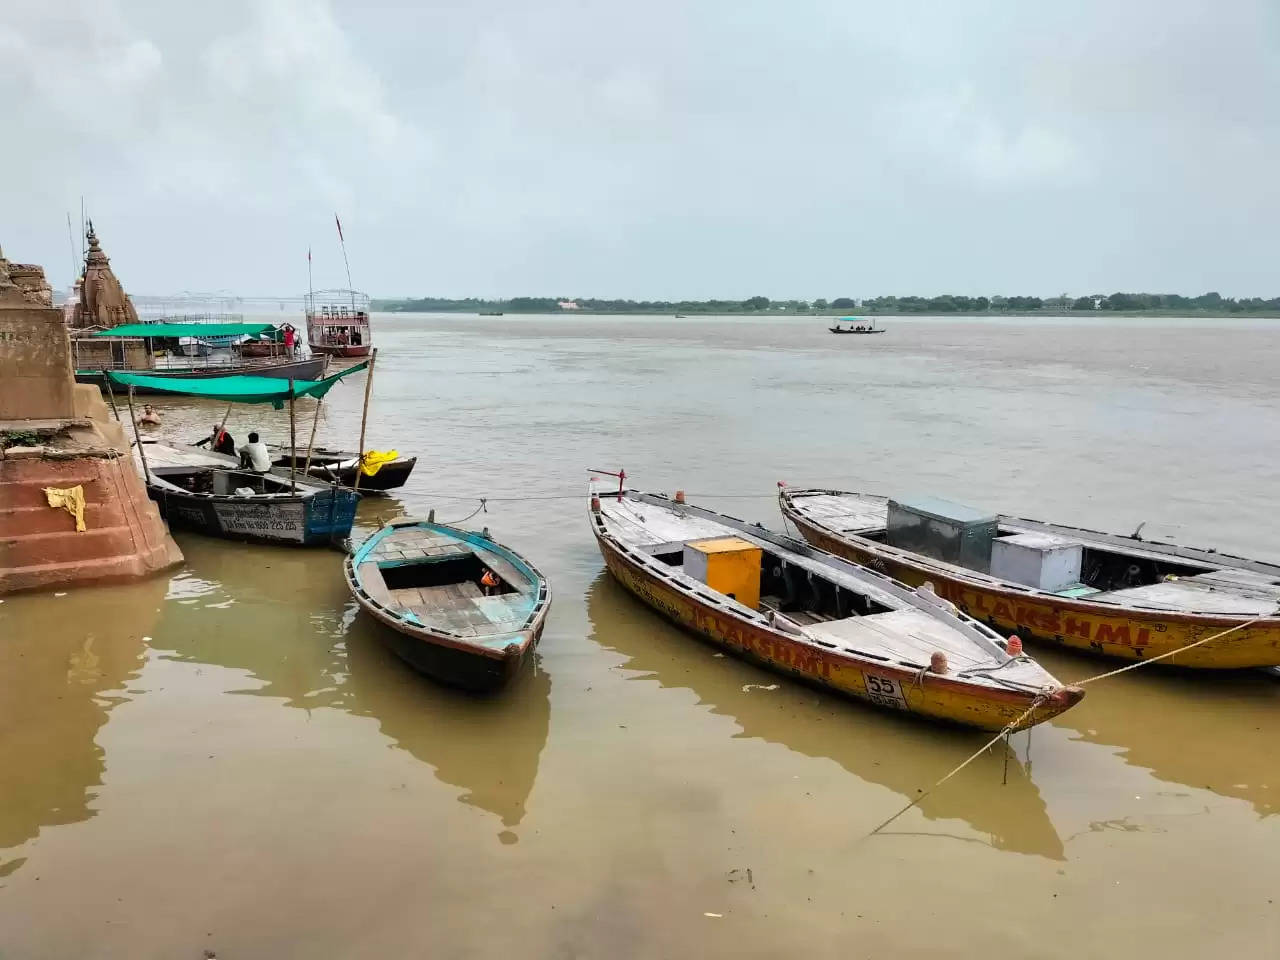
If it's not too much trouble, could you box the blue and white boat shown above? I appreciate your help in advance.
[345,520,551,691]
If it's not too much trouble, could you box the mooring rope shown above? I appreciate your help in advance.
[861,694,1049,841]
[861,605,1279,843]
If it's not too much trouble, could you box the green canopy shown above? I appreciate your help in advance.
[104,361,370,408]
[92,322,277,338]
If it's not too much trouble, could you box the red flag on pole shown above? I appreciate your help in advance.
[335,213,344,243]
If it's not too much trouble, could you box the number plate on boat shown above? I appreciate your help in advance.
[862,674,908,710]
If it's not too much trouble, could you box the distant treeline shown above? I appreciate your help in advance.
[373,292,1280,315]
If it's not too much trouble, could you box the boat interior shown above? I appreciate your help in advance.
[789,492,1280,615]
[598,494,1034,677]
[151,465,302,497]
[356,525,540,644]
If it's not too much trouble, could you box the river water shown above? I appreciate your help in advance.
[2,313,1277,957]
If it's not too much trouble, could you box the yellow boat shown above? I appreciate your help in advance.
[590,484,1083,731]
[779,487,1280,669]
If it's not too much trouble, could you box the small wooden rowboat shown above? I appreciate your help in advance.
[345,520,551,691]
[591,487,1082,730]
[270,447,417,492]
[779,488,1280,669]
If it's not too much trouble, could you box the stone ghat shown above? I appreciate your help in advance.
[0,441,182,594]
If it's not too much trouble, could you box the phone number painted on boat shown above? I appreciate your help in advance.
[214,501,306,541]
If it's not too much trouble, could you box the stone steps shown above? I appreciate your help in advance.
[0,501,128,536]
[0,551,171,594]
[0,524,142,568]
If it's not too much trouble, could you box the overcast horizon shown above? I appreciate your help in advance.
[3,0,1278,300]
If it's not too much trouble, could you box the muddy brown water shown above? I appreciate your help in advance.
[2,314,1278,957]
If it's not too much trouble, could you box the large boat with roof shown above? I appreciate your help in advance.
[305,289,372,358]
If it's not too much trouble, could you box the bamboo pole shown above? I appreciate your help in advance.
[302,397,324,479]
[126,385,150,482]
[352,349,377,493]
[101,370,121,421]
[288,379,297,493]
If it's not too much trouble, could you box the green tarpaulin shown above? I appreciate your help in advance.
[104,361,370,408]
[92,322,278,338]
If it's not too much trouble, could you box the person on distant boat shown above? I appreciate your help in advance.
[195,422,237,457]
[480,568,500,596]
[240,431,273,474]
[283,325,296,355]
[138,403,162,426]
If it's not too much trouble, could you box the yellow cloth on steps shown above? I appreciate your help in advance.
[44,485,87,532]
[359,450,400,477]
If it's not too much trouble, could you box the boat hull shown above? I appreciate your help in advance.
[594,530,1078,731]
[781,500,1280,669]
[147,483,358,546]
[358,602,543,692]
[272,454,416,492]
[310,344,371,358]
[829,328,885,334]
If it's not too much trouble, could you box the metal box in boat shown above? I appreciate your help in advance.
[886,496,998,572]
[990,532,1082,592]
[684,537,762,610]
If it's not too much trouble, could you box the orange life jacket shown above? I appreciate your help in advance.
[481,570,498,588]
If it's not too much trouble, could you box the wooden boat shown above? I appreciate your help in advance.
[345,519,551,691]
[144,460,359,546]
[110,363,371,546]
[77,355,328,393]
[779,488,1280,669]
[829,317,885,334]
[591,486,1082,730]
[270,447,417,492]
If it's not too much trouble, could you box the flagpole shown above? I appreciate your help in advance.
[335,213,356,314]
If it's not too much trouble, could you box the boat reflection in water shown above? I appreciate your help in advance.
[586,571,1066,859]
[343,618,551,841]
[0,576,167,875]
[1052,666,1277,818]
[158,536,551,842]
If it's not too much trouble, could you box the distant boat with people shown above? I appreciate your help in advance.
[829,317,885,334]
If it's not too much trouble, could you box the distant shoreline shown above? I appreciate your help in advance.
[374,306,1280,320]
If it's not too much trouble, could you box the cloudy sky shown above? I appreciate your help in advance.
[2,0,1277,298]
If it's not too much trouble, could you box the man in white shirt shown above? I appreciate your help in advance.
[240,431,273,474]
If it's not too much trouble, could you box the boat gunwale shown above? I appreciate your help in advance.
[592,490,1075,703]
[345,520,551,662]
[779,487,1280,626]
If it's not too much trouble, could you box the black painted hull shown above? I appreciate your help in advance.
[273,454,417,492]
[147,482,359,546]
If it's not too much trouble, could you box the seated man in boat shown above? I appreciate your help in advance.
[480,567,500,596]
[195,423,237,457]
[239,431,273,474]
[138,403,162,426]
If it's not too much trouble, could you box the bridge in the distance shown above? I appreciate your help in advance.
[130,293,311,315]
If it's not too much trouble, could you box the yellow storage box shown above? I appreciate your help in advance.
[683,537,762,610]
